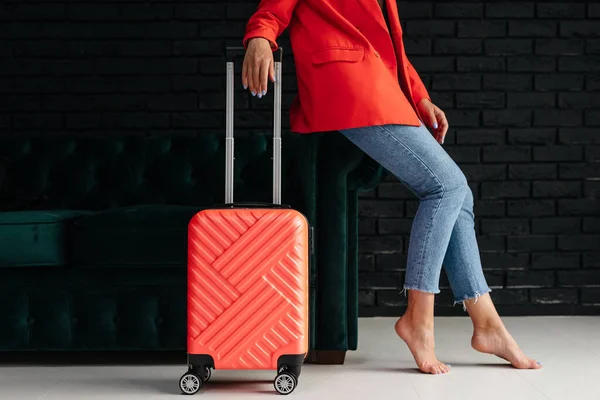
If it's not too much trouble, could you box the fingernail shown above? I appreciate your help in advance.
[262,90,266,96]
[251,91,256,97]
[273,77,277,82]
[257,93,262,99]
[447,364,451,367]
[243,84,247,89]
[537,361,543,365]
[433,123,439,129]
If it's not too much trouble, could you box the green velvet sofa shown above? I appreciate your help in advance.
[0,131,382,363]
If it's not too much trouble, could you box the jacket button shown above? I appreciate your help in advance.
[375,51,380,58]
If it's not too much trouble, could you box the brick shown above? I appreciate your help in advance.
[486,3,534,18]
[508,56,556,72]
[586,111,600,126]
[434,39,482,55]
[481,219,529,235]
[173,76,224,93]
[535,75,584,92]
[508,129,556,145]
[118,113,170,129]
[359,200,404,218]
[509,165,557,180]
[559,57,600,72]
[507,235,556,252]
[585,146,600,162]
[443,110,480,127]
[481,253,530,269]
[485,39,532,56]
[462,165,506,181]
[445,147,480,163]
[66,77,117,93]
[66,40,171,57]
[582,289,600,305]
[377,254,407,271]
[508,93,556,109]
[509,21,557,37]
[146,94,196,111]
[589,40,600,54]
[67,5,120,20]
[199,22,247,38]
[458,57,505,72]
[478,235,506,252]
[377,291,407,307]
[458,21,506,38]
[435,3,483,18]
[534,146,583,162]
[559,235,600,251]
[560,93,600,110]
[359,236,404,254]
[359,255,375,272]
[173,40,223,56]
[559,163,600,179]
[483,110,532,127]
[429,92,454,109]
[174,4,226,20]
[358,272,402,289]
[561,21,600,37]
[558,270,600,287]
[585,181,600,197]
[456,93,505,109]
[531,289,578,305]
[12,114,63,130]
[492,289,528,305]
[358,291,375,307]
[410,57,455,72]
[397,2,433,19]
[378,219,413,235]
[403,38,432,55]
[406,21,455,37]
[534,110,582,127]
[538,3,586,19]
[591,4,600,18]
[559,199,600,216]
[532,253,580,269]
[0,95,40,110]
[405,201,419,218]
[507,271,555,288]
[359,218,377,235]
[483,146,531,163]
[532,217,580,234]
[583,253,600,268]
[482,182,530,199]
[475,201,506,217]
[13,40,66,57]
[583,218,600,233]
[483,74,532,91]
[536,39,584,56]
[508,200,556,217]
[533,182,581,198]
[378,183,415,200]
[171,112,220,129]
[5,4,66,20]
[559,129,600,144]
[432,75,481,91]
[118,77,170,94]
[9,77,64,93]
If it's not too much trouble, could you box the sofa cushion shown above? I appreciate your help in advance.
[72,205,202,267]
[0,210,89,267]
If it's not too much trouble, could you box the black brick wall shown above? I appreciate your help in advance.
[1,1,599,316]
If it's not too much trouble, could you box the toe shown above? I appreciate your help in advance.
[533,360,543,369]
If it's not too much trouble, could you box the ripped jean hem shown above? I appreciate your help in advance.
[401,285,441,296]
[453,287,492,311]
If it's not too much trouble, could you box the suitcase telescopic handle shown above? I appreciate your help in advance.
[225,46,284,205]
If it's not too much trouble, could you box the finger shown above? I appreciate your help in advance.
[259,59,269,97]
[437,111,449,144]
[242,58,249,90]
[426,108,437,131]
[252,59,261,97]
[269,58,276,83]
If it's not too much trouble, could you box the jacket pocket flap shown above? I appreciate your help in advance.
[311,47,364,65]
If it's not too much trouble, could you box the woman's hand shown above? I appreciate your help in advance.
[418,99,448,144]
[242,38,275,99]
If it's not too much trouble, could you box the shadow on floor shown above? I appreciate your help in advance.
[0,351,186,366]
[124,377,276,395]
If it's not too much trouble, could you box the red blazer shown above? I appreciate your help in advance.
[243,0,431,134]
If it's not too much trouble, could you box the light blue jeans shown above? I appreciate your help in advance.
[340,124,491,307]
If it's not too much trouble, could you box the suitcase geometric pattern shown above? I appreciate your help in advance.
[187,209,309,370]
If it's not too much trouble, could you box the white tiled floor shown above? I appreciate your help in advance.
[1,316,599,400]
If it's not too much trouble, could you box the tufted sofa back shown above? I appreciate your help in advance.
[0,133,315,212]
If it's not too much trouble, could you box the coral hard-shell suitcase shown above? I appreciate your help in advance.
[179,48,311,396]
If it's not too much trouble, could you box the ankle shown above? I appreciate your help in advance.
[473,321,505,333]
[402,310,434,329]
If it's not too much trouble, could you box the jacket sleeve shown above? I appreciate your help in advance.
[242,0,300,50]
[405,59,431,107]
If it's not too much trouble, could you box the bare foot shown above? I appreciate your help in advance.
[395,316,451,375]
[472,326,542,369]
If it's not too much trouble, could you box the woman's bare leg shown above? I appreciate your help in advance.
[466,293,542,369]
[395,290,451,374]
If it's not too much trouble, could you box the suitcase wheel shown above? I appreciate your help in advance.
[179,371,203,395]
[274,371,297,395]
[201,366,211,382]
